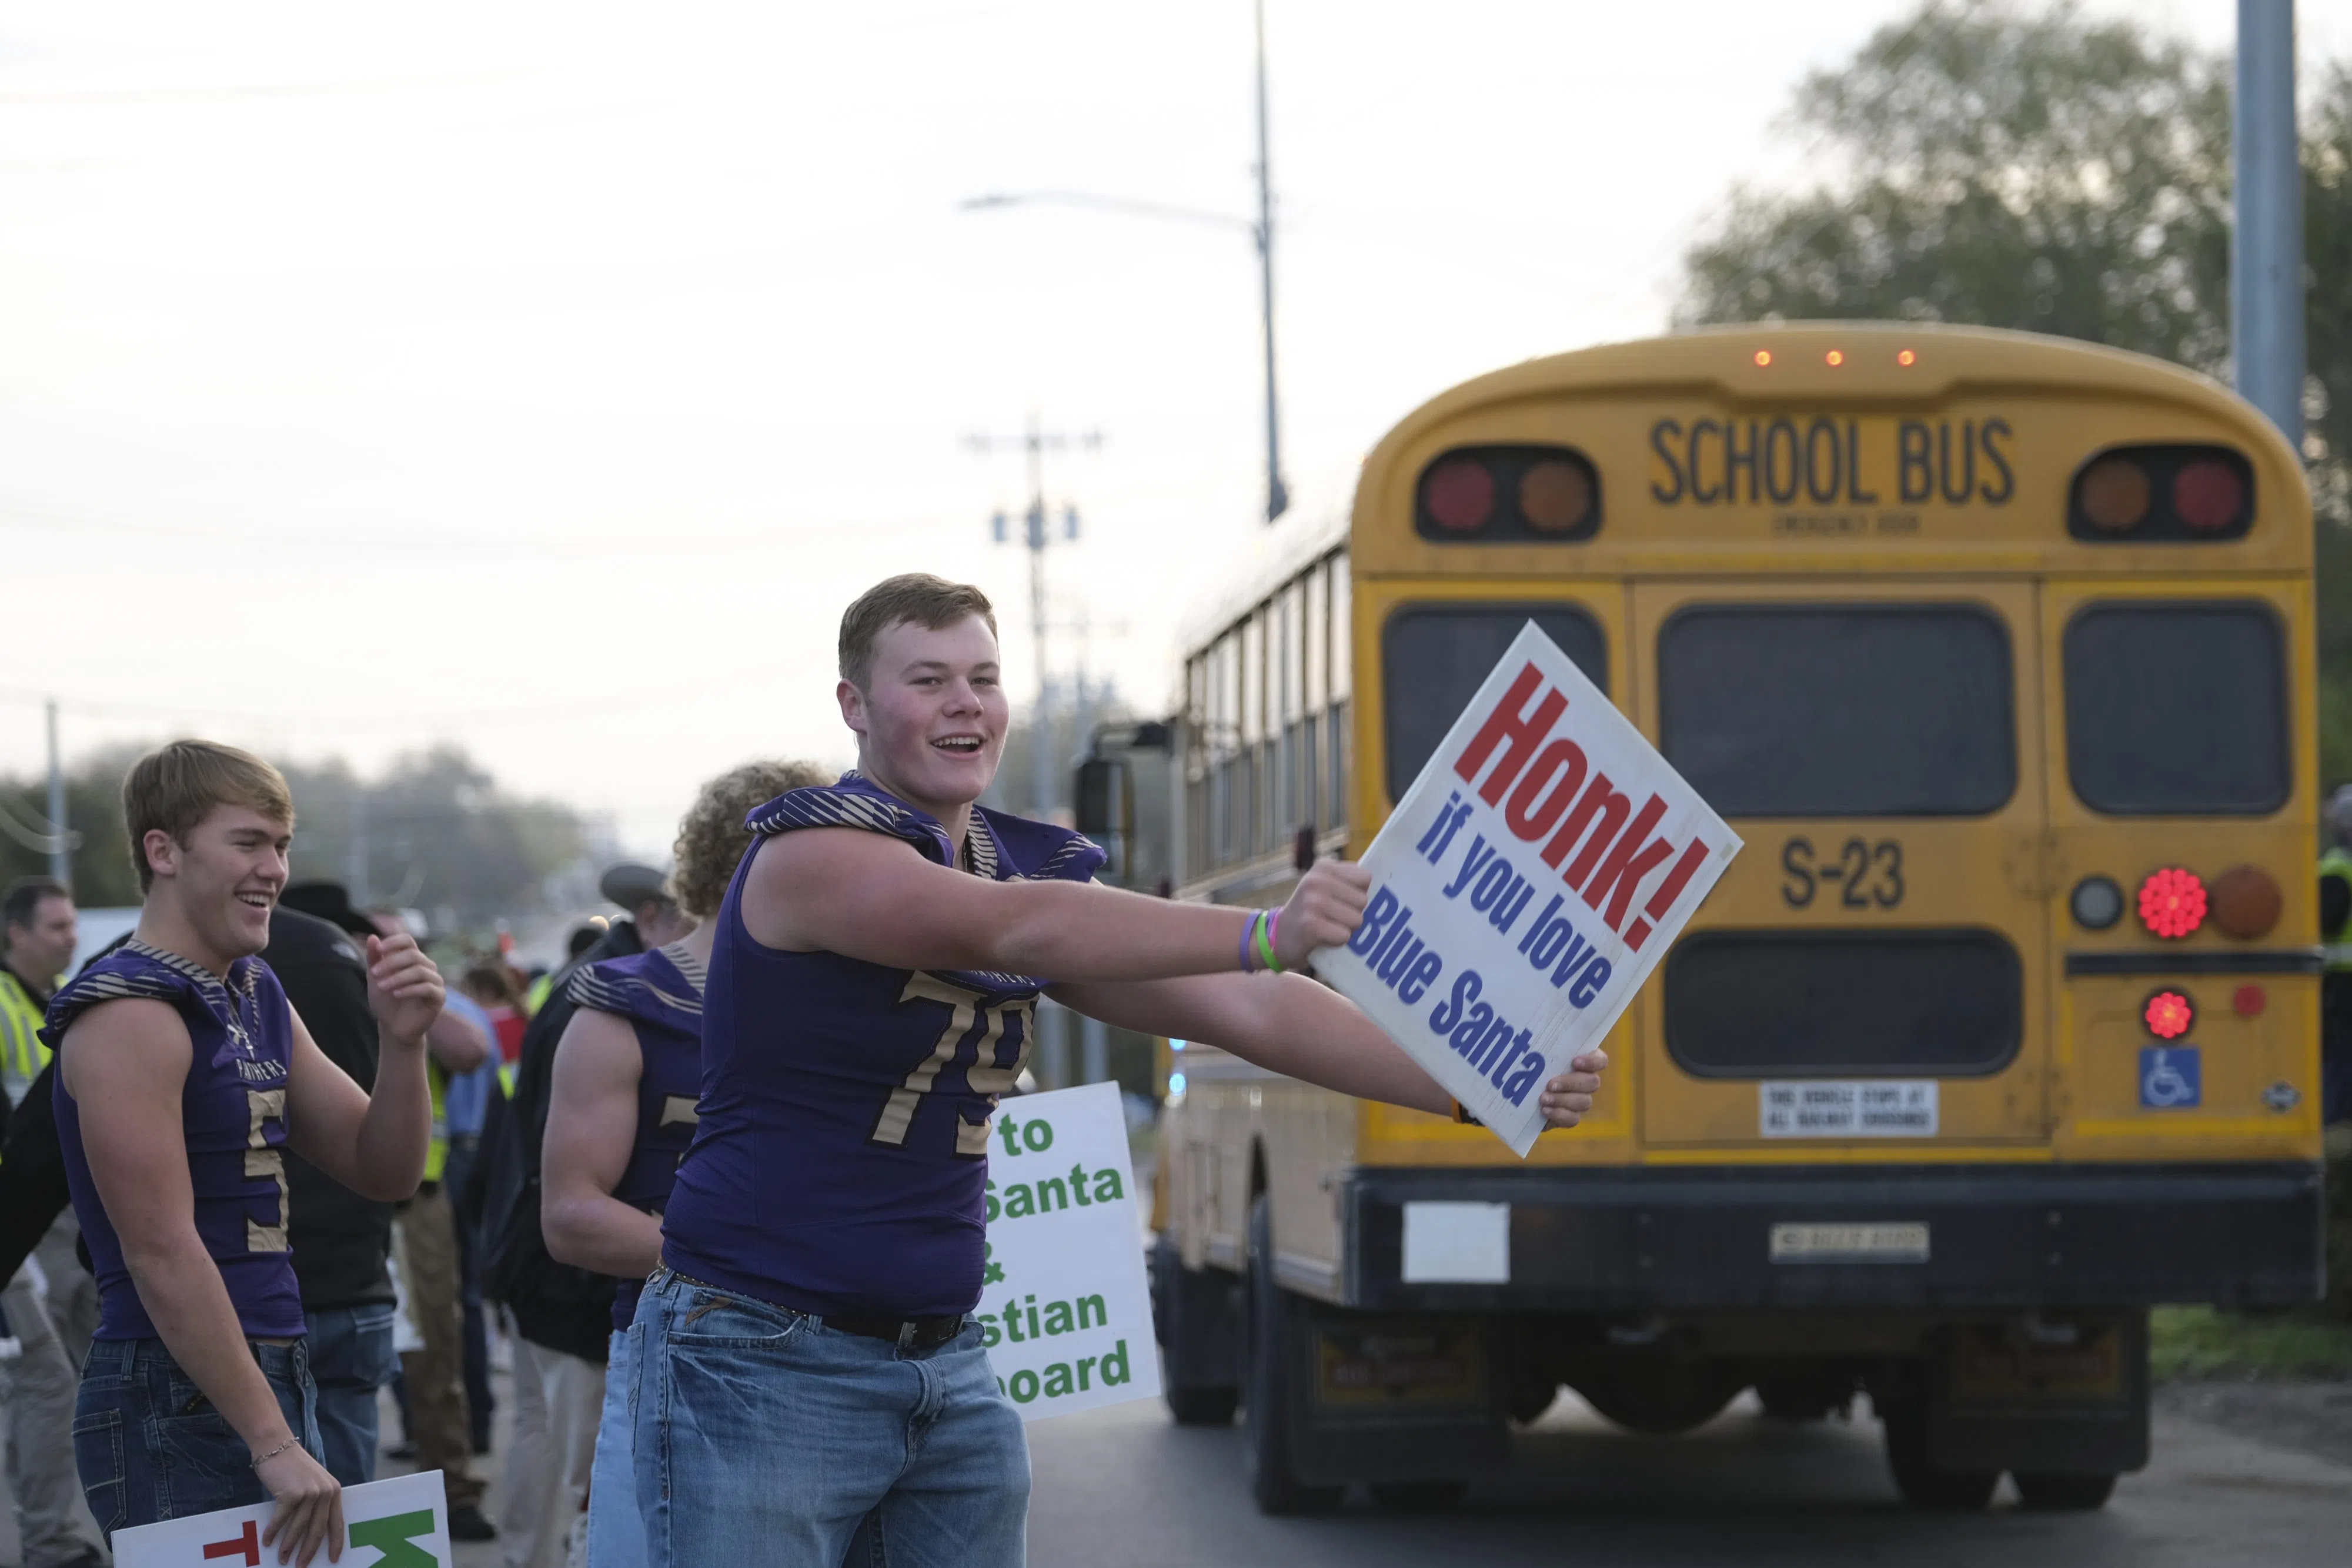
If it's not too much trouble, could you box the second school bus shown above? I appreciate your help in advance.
[1116,323,2326,1513]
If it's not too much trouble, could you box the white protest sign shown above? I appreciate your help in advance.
[112,1469,449,1567]
[981,1081,1161,1420]
[1318,621,1742,1156]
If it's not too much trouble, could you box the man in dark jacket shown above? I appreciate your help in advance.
[270,884,403,1490]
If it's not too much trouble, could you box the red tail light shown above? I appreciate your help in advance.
[2174,460,2244,532]
[2137,868,2207,940]
[2143,990,2194,1040]
[1424,458,1495,533]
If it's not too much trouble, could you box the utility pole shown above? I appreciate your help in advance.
[971,416,1101,817]
[2234,0,2304,448]
[44,699,68,888]
[1254,0,1289,523]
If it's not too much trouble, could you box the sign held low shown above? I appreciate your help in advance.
[1318,621,1740,1156]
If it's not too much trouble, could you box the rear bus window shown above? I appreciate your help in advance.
[2063,602,2289,815]
[1664,929,2023,1078]
[1382,605,1607,800]
[1658,606,2015,817]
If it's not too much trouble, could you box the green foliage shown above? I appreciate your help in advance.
[1679,2,2352,783]
[1679,1,2232,367]
[2150,1305,2352,1380]
[0,742,586,934]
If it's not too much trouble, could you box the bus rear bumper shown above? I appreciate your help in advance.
[1342,1161,2324,1312]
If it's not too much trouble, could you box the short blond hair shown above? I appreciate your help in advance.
[670,759,833,920]
[837,574,997,692]
[123,740,295,894]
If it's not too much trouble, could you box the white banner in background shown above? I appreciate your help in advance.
[1318,621,1742,1156]
[981,1081,1161,1420]
[112,1470,450,1567]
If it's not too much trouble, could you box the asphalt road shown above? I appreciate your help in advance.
[1025,1387,2352,1568]
[10,1372,2347,1566]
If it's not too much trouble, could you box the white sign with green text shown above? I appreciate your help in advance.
[111,1470,450,1567]
[981,1081,1160,1420]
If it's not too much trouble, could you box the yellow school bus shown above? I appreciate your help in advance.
[1144,323,2324,1514]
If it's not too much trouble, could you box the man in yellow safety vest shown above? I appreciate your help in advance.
[1,875,108,1567]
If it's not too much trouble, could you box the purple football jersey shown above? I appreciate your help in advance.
[660,772,1105,1319]
[44,941,306,1341]
[566,941,705,1330]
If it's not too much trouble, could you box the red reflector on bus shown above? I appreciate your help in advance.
[2174,459,2245,531]
[1423,458,1495,533]
[2079,457,2151,532]
[2143,990,2193,1040]
[2137,868,2207,940]
[2233,984,2267,1019]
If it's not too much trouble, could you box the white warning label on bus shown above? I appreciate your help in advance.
[1759,1080,1938,1137]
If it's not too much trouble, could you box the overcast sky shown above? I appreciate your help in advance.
[3,0,2337,857]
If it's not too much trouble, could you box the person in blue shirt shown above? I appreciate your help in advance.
[634,575,1611,1567]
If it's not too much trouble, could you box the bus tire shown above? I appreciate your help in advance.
[2013,1472,2118,1510]
[1244,1195,1342,1515]
[1880,1402,1998,1511]
[1569,1353,1746,1435]
[1152,1235,1240,1426]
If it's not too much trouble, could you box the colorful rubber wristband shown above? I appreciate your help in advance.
[1239,911,1259,972]
[1252,909,1283,974]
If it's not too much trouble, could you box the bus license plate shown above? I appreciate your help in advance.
[1770,1222,1930,1263]
[1760,1079,1938,1136]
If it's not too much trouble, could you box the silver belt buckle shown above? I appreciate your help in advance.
[896,1320,917,1350]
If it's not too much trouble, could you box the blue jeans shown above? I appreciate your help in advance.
[72,1336,324,1540]
[305,1304,399,1486]
[586,1326,646,1568]
[631,1270,1028,1568]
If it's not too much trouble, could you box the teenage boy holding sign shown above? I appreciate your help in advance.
[42,743,443,1567]
[633,575,1610,1567]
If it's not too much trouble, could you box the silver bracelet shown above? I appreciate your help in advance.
[250,1436,299,1469]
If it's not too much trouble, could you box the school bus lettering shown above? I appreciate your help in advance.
[1649,414,2013,507]
[1780,835,1905,909]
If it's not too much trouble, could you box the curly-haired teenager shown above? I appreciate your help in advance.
[629,575,1612,1567]
[543,757,828,1568]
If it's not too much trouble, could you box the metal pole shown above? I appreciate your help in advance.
[2233,0,2304,448]
[1027,417,1054,817]
[44,699,69,888]
[1255,0,1289,524]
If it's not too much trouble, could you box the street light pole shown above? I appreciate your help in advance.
[2233,0,2304,448]
[962,4,1292,526]
[1254,0,1289,524]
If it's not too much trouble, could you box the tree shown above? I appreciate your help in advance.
[0,741,589,934]
[1677,1,2352,776]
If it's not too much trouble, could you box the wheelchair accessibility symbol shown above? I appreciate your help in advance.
[2139,1046,2201,1109]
